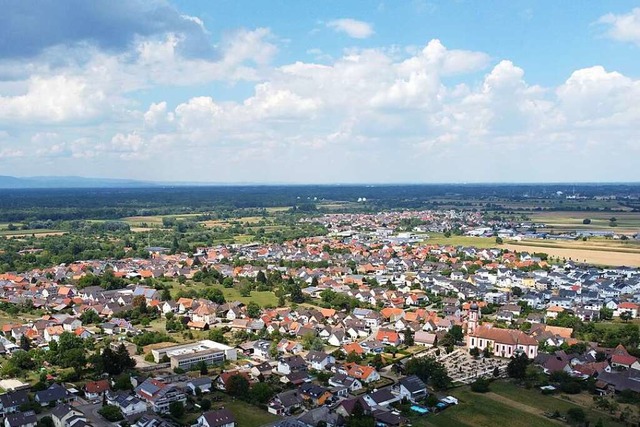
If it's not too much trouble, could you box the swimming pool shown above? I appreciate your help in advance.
[410,405,429,414]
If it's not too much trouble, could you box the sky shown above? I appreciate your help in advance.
[0,0,639,184]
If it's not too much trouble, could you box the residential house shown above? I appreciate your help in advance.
[4,411,37,427]
[277,356,307,375]
[194,409,236,427]
[84,379,110,402]
[305,351,335,371]
[108,393,148,417]
[35,384,73,407]
[51,404,87,427]
[396,375,428,402]
[135,378,187,414]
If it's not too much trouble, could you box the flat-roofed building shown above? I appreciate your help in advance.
[151,340,237,369]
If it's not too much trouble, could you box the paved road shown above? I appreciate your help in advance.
[77,402,117,427]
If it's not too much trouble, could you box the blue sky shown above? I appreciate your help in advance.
[0,0,639,183]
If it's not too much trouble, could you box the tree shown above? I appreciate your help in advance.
[200,398,211,411]
[250,382,273,403]
[226,374,250,398]
[80,309,101,324]
[495,237,504,244]
[169,401,185,418]
[507,353,529,380]
[256,271,267,284]
[582,218,591,224]
[404,328,414,346]
[470,377,490,393]
[346,351,362,363]
[372,354,384,370]
[37,416,54,427]
[198,360,208,375]
[19,335,31,351]
[289,282,304,303]
[246,301,261,318]
[599,307,613,321]
[98,405,124,422]
[620,311,633,323]
[208,328,228,344]
[469,347,480,357]
[346,400,375,427]
[566,407,586,425]
[511,286,523,297]
[405,356,451,390]
[113,373,132,390]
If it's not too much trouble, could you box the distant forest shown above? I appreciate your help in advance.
[0,184,638,222]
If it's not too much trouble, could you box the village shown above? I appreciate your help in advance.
[0,210,638,427]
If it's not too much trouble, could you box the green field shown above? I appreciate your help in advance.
[490,382,624,427]
[421,388,559,427]
[170,282,278,307]
[418,382,624,427]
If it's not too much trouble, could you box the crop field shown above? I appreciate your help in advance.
[424,233,497,249]
[0,229,66,238]
[504,241,640,267]
[526,211,640,234]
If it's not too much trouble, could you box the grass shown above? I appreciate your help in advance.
[489,381,625,427]
[170,282,278,307]
[421,388,559,427]
[423,233,497,249]
[213,397,280,427]
[418,381,626,427]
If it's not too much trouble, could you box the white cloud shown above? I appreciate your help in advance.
[327,19,374,39]
[598,8,640,45]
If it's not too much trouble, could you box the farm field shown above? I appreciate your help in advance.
[424,233,497,249]
[0,229,66,238]
[504,242,640,267]
[526,211,640,234]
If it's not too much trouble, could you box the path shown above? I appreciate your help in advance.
[482,392,565,425]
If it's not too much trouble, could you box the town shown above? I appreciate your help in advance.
[0,209,638,427]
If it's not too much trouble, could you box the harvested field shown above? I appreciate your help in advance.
[504,243,640,266]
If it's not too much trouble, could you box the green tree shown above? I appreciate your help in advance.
[19,335,31,351]
[250,382,273,403]
[470,377,490,393]
[620,311,633,323]
[226,374,250,398]
[169,401,185,418]
[405,356,451,390]
[495,237,504,244]
[200,398,211,411]
[599,307,613,321]
[198,360,208,375]
[371,354,384,370]
[404,328,414,346]
[507,353,529,380]
[566,407,586,425]
[346,400,375,427]
[98,405,124,422]
[208,328,228,344]
[246,301,261,318]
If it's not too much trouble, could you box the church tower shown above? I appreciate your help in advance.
[467,301,479,334]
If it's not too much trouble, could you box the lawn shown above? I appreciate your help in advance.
[217,399,281,427]
[170,282,278,307]
[490,381,624,427]
[420,388,559,427]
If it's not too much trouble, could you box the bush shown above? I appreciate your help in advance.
[566,407,586,424]
[582,218,591,224]
[470,377,490,393]
[98,405,124,422]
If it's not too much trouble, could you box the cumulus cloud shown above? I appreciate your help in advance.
[598,8,640,45]
[327,19,374,39]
